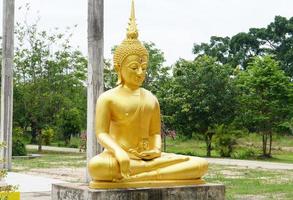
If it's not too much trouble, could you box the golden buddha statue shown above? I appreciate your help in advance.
[88,0,208,189]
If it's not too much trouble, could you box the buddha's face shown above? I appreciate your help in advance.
[120,54,148,88]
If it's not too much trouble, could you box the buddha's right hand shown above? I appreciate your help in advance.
[114,150,130,179]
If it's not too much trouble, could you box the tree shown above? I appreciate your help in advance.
[169,56,236,156]
[235,55,292,157]
[193,16,293,77]
[57,108,82,145]
[142,42,169,94]
[250,16,293,78]
[193,36,232,65]
[13,16,87,150]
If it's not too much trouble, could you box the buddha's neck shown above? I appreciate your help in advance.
[120,84,141,95]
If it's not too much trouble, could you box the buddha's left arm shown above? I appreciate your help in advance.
[137,97,162,160]
[149,99,162,152]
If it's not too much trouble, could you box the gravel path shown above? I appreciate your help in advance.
[26,144,80,153]
[26,145,293,170]
[206,158,293,170]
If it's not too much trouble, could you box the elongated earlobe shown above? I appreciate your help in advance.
[115,64,123,85]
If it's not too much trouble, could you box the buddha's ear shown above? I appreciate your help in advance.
[114,64,123,85]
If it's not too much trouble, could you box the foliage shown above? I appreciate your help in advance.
[57,108,82,145]
[42,127,55,145]
[235,55,292,157]
[232,148,256,159]
[193,16,293,78]
[142,42,170,94]
[103,59,117,90]
[79,131,87,152]
[13,6,87,151]
[214,124,240,157]
[277,118,293,135]
[12,127,27,156]
[68,136,81,148]
[168,56,237,156]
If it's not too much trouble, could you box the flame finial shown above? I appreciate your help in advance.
[127,0,139,39]
[113,0,149,85]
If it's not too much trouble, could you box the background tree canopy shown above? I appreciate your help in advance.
[0,13,292,158]
[193,16,293,78]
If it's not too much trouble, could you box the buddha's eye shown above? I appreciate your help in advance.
[129,64,139,70]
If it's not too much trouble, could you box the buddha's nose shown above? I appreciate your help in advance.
[137,67,143,75]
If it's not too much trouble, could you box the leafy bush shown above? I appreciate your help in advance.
[57,108,82,145]
[232,149,256,159]
[12,139,27,156]
[69,136,81,148]
[42,127,55,145]
[214,124,241,157]
[79,131,87,152]
[12,127,27,156]
[277,118,293,135]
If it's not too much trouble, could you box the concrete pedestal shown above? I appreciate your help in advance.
[52,183,225,200]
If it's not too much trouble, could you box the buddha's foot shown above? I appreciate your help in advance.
[122,171,158,182]
[147,155,189,170]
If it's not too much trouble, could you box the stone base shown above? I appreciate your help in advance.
[52,183,225,200]
[90,179,205,189]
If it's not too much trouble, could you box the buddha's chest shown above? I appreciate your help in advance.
[110,94,154,121]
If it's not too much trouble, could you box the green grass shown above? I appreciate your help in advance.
[12,150,86,171]
[164,135,293,163]
[11,148,293,199]
[237,133,293,148]
[207,164,293,200]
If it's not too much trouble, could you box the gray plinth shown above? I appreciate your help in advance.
[52,183,225,200]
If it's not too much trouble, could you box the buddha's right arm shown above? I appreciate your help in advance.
[96,133,124,155]
[97,133,130,178]
[95,95,121,154]
[95,95,130,178]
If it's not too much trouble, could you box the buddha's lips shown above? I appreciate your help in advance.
[136,77,144,82]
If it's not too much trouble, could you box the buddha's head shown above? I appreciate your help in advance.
[113,0,149,88]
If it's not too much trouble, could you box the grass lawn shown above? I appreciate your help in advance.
[207,164,293,200]
[11,150,293,200]
[165,134,293,164]
[12,150,86,171]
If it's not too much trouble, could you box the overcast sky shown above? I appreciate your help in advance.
[0,0,292,65]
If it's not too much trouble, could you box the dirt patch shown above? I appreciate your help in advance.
[22,167,85,182]
[235,193,287,200]
[235,194,268,200]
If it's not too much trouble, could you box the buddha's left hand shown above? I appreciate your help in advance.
[139,149,161,160]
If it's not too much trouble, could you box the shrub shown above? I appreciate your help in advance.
[232,149,256,159]
[79,131,87,152]
[12,127,27,156]
[214,124,241,157]
[69,136,81,148]
[12,139,27,156]
[0,142,19,198]
[42,127,55,145]
[215,134,237,157]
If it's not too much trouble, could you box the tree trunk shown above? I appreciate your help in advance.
[205,133,213,157]
[268,131,273,157]
[31,122,37,144]
[37,129,42,152]
[262,132,267,157]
